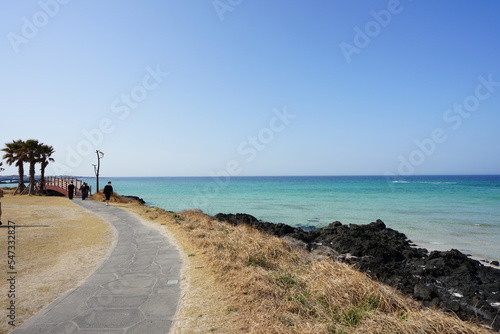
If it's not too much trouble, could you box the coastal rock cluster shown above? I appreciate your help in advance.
[214,213,500,331]
[121,195,146,204]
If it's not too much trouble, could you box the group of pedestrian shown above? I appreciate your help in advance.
[67,181,113,205]
[67,182,90,200]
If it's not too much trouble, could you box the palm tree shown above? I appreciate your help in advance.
[2,140,27,194]
[24,139,43,195]
[38,144,55,194]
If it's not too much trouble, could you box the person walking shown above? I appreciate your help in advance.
[103,181,113,206]
[80,182,90,200]
[68,182,75,200]
[0,188,3,225]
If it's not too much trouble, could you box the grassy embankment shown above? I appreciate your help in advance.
[112,196,493,334]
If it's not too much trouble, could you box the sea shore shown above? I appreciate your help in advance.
[106,189,500,333]
[0,191,497,333]
[213,213,500,330]
[128,203,498,333]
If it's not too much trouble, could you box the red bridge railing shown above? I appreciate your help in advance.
[44,177,91,197]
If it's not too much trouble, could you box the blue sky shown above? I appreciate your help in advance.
[1,0,499,177]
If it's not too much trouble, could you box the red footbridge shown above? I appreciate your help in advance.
[44,177,91,197]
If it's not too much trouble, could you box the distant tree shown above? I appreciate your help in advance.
[38,144,55,194]
[1,140,56,195]
[23,139,44,195]
[2,139,27,194]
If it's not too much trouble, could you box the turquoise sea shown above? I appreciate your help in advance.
[80,175,500,262]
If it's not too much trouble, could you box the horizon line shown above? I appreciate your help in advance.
[2,173,500,179]
[49,173,500,178]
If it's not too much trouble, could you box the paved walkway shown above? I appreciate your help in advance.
[12,200,182,334]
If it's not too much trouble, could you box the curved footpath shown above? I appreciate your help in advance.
[12,200,182,334]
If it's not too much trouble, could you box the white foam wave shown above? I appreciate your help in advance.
[392,181,457,185]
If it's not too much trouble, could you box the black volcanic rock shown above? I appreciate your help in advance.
[122,195,146,204]
[214,213,304,238]
[214,213,500,330]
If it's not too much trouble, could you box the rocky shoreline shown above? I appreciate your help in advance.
[214,213,500,331]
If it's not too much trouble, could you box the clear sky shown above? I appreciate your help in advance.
[1,0,499,177]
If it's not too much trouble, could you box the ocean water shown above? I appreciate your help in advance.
[81,175,500,262]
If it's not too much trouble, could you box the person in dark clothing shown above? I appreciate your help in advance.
[80,182,90,200]
[103,181,113,206]
[0,188,3,225]
[68,182,75,200]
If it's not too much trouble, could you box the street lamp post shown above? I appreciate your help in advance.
[93,150,104,192]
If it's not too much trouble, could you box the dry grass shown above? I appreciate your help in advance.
[91,191,142,204]
[0,194,113,334]
[126,206,493,334]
